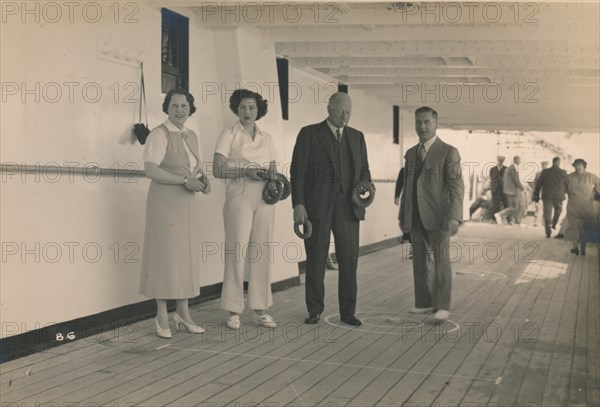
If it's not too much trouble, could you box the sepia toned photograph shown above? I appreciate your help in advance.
[1,1,599,406]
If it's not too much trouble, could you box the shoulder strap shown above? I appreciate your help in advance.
[139,62,148,125]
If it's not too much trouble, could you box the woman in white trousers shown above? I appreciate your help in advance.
[213,89,279,329]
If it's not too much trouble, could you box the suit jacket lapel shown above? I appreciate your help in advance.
[316,120,336,164]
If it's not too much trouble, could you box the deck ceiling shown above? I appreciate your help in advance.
[184,1,599,132]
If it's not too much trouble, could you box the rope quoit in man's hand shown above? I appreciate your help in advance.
[294,220,313,239]
[352,180,376,208]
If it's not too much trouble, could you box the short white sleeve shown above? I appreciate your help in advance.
[214,127,235,158]
[143,127,168,165]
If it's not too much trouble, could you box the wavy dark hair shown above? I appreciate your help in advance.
[229,89,268,121]
[162,88,197,115]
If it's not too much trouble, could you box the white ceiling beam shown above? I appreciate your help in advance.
[288,55,600,69]
[267,25,599,43]
[276,41,599,58]
[342,77,598,87]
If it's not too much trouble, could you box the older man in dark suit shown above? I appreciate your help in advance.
[291,92,372,326]
[400,106,464,321]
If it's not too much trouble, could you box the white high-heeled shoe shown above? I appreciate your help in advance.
[155,317,172,339]
[174,313,205,334]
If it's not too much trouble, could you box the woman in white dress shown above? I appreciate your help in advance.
[139,88,211,338]
[213,89,279,329]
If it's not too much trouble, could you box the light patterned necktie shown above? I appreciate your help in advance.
[336,128,342,143]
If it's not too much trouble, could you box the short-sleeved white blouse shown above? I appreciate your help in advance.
[143,119,199,170]
[214,120,277,167]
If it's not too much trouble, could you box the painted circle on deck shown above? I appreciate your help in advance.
[324,312,460,335]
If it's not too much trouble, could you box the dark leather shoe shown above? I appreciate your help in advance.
[340,315,362,326]
[304,313,320,324]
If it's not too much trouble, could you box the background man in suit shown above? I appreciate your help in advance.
[494,156,525,225]
[530,160,549,226]
[291,92,372,326]
[533,156,568,237]
[399,106,464,321]
[489,155,507,222]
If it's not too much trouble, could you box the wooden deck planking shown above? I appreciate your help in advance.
[432,233,547,405]
[88,305,320,406]
[541,246,585,407]
[514,253,571,406]
[75,253,404,402]
[1,222,598,407]
[569,254,590,407]
[427,233,539,406]
[461,241,563,406]
[184,272,408,406]
[122,256,402,406]
[263,319,411,406]
[3,334,165,401]
[405,264,542,406]
[382,244,548,405]
[487,261,548,407]
[587,251,600,405]
[342,232,517,406]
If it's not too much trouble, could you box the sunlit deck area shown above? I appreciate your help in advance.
[1,221,599,407]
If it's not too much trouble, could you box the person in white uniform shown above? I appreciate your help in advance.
[213,89,279,329]
[140,88,211,338]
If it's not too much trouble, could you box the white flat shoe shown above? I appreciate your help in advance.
[254,313,277,328]
[174,313,205,334]
[155,317,172,339]
[227,314,241,329]
[409,307,434,314]
[434,310,450,320]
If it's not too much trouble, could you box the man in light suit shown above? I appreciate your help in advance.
[494,156,525,225]
[400,106,464,321]
[291,92,372,326]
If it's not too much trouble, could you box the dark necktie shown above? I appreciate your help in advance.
[415,143,425,175]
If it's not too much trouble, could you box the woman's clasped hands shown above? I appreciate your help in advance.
[184,174,211,194]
